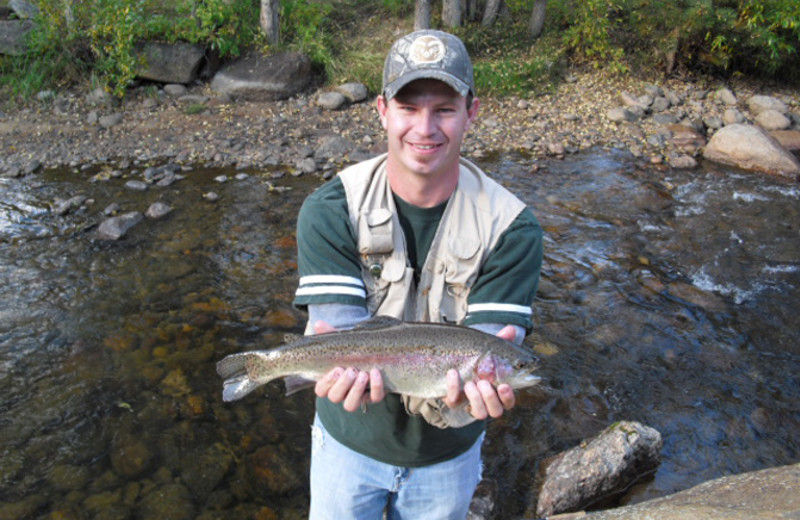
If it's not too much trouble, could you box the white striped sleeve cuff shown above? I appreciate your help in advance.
[295,275,366,299]
[466,303,533,316]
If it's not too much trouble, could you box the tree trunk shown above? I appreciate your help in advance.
[415,0,432,30]
[528,0,547,39]
[442,0,462,28]
[465,0,480,22]
[481,0,503,27]
[260,0,280,46]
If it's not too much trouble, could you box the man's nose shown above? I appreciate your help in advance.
[413,109,436,136]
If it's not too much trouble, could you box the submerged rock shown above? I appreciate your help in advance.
[97,211,143,240]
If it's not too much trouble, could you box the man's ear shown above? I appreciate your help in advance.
[376,95,389,130]
[465,97,480,131]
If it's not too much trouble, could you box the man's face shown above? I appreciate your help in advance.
[377,79,479,184]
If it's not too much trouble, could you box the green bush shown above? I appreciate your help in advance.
[6,0,258,98]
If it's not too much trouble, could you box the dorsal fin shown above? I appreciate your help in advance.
[352,315,403,331]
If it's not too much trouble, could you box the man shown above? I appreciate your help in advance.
[293,29,543,519]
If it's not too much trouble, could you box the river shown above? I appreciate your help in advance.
[1,150,798,519]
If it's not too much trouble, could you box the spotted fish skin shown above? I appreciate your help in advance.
[216,317,540,402]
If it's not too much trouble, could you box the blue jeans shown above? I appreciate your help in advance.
[309,414,484,520]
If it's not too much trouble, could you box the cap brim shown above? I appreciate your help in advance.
[383,69,471,100]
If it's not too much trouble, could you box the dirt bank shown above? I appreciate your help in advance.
[1,69,798,176]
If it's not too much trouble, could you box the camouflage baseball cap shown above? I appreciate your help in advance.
[382,30,475,100]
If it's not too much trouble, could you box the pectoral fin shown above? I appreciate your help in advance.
[284,376,317,396]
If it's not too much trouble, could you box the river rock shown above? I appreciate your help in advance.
[336,82,369,103]
[714,88,737,106]
[666,124,706,155]
[313,134,355,162]
[747,94,788,115]
[244,445,303,496]
[722,107,745,126]
[535,421,663,518]
[137,483,195,520]
[99,113,123,129]
[580,463,800,520]
[770,130,800,151]
[181,443,234,498]
[669,154,698,169]
[85,87,113,107]
[110,435,153,478]
[164,83,188,97]
[316,90,347,110]
[53,195,88,216]
[210,51,312,101]
[98,211,143,240]
[607,107,639,123]
[755,109,791,131]
[703,124,800,177]
[146,202,172,219]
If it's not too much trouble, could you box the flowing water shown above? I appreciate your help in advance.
[1,151,798,519]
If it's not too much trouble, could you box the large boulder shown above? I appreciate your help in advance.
[210,51,312,101]
[535,421,663,518]
[0,19,33,56]
[703,124,800,177]
[135,41,205,84]
[580,463,800,520]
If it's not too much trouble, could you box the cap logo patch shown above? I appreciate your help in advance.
[409,36,446,65]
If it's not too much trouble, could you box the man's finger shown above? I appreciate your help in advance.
[476,380,505,418]
[313,320,337,335]
[343,370,370,412]
[444,369,463,408]
[327,367,357,403]
[369,368,385,404]
[463,381,487,420]
[314,367,343,397]
[497,383,516,411]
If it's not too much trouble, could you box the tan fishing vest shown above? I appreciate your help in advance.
[338,153,526,324]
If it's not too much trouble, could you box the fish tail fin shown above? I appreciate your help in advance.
[216,353,263,402]
[222,374,262,402]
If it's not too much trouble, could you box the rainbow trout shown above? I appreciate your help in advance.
[216,316,540,402]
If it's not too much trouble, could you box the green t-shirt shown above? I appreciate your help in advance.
[293,174,543,467]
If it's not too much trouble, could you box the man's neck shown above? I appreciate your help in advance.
[386,164,459,208]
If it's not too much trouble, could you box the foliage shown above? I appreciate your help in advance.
[550,0,800,78]
[3,0,799,103]
[280,0,335,71]
[6,0,258,98]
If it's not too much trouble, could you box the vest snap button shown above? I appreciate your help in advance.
[369,263,383,277]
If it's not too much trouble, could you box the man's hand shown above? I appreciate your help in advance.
[312,320,386,412]
[443,325,517,420]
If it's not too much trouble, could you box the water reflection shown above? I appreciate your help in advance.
[0,153,798,518]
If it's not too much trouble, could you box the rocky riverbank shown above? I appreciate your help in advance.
[1,69,799,179]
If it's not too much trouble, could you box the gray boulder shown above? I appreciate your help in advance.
[703,124,800,177]
[210,51,312,101]
[0,19,33,56]
[135,42,205,84]
[10,0,39,19]
[535,421,663,518]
